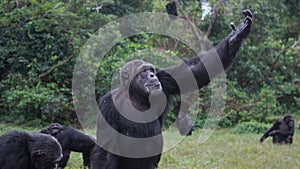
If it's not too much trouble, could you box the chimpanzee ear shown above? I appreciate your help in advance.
[122,71,129,79]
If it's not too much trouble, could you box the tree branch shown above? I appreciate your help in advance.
[205,0,223,38]
[270,40,298,71]
[173,0,203,47]
[6,0,10,12]
[39,42,75,78]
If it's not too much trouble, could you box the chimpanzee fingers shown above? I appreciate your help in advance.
[234,9,252,33]
[238,15,252,30]
[235,15,252,38]
[242,9,253,18]
[243,16,252,27]
[229,15,252,43]
[230,22,236,31]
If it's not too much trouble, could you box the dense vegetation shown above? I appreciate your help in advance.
[0,0,299,128]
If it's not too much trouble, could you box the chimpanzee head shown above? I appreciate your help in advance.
[47,123,63,135]
[283,114,294,128]
[166,2,178,17]
[121,60,162,96]
[29,133,63,169]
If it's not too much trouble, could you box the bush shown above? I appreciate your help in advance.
[0,73,74,125]
[231,122,270,134]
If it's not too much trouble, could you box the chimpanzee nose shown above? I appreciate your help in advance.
[147,71,156,79]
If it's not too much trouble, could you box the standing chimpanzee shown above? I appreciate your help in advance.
[41,123,95,168]
[260,115,295,144]
[89,4,253,169]
[0,130,62,169]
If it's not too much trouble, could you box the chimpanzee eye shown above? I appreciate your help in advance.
[150,68,155,73]
[139,71,147,78]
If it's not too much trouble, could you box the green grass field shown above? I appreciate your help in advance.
[1,124,300,169]
[159,129,300,169]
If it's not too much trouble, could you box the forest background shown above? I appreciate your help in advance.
[0,0,299,133]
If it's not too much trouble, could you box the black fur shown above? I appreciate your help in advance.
[166,2,178,18]
[41,123,95,168]
[175,111,195,136]
[90,8,253,169]
[260,115,294,144]
[0,130,62,169]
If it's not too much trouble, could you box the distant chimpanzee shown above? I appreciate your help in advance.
[166,1,178,17]
[90,5,252,169]
[260,115,295,144]
[41,123,95,168]
[0,130,62,169]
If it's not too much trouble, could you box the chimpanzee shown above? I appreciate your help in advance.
[90,5,253,169]
[0,130,62,169]
[166,1,178,17]
[260,115,295,144]
[41,123,95,168]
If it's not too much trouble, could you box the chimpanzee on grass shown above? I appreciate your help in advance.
[41,123,95,168]
[260,115,295,144]
[90,5,253,169]
[0,130,62,169]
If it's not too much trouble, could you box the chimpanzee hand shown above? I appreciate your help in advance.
[228,9,253,45]
[260,136,266,143]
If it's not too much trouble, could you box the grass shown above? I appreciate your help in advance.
[160,129,300,169]
[1,124,300,169]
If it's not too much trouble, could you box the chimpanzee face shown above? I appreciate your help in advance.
[30,134,63,169]
[48,123,63,135]
[137,68,162,94]
[129,66,162,96]
[284,115,294,128]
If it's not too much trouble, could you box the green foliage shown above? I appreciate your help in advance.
[226,0,300,115]
[0,0,299,127]
[0,1,112,125]
[218,117,235,128]
[1,72,73,125]
[231,121,270,134]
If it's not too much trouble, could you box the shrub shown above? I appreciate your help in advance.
[231,121,270,134]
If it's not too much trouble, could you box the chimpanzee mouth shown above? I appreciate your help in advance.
[51,126,61,131]
[145,83,162,93]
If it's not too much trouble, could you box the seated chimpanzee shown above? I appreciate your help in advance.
[260,114,295,144]
[89,3,253,169]
[41,123,95,168]
[0,130,62,169]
